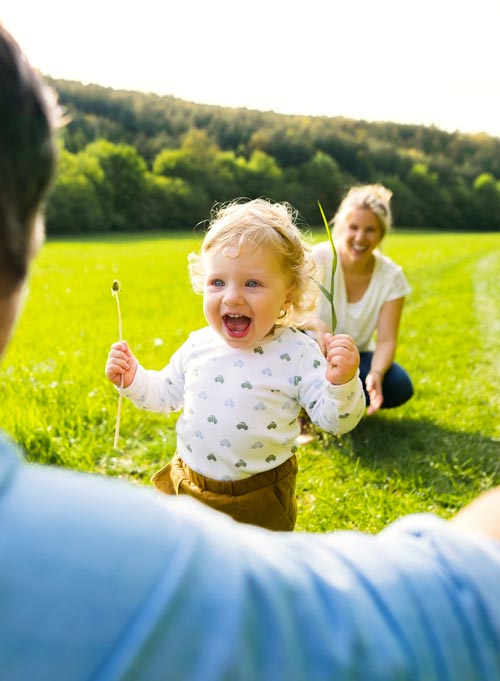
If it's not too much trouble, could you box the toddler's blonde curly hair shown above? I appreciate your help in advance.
[188,198,319,329]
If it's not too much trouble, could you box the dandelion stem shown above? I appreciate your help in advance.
[111,280,123,449]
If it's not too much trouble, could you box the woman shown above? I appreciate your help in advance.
[309,184,413,415]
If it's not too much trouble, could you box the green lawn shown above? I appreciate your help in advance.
[1,230,499,532]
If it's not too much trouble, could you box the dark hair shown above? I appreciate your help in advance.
[0,25,57,292]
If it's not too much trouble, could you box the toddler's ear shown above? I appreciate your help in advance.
[283,287,295,308]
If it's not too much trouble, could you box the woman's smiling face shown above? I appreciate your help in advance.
[202,243,293,349]
[337,207,382,263]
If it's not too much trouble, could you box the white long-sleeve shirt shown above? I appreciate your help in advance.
[124,325,365,480]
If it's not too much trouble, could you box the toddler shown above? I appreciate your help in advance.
[105,198,365,530]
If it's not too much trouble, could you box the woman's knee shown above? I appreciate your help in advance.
[381,364,413,408]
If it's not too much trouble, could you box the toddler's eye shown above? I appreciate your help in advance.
[246,280,260,288]
[211,279,224,287]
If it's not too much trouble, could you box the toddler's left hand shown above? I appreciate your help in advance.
[324,333,359,385]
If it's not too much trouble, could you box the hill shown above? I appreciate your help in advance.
[45,78,500,232]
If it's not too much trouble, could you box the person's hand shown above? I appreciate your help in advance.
[365,370,384,414]
[324,333,359,385]
[105,341,138,389]
[451,485,500,541]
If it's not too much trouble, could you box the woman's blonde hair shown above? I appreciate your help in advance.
[188,198,319,328]
[332,184,393,238]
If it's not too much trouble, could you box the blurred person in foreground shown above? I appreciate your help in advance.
[0,24,499,681]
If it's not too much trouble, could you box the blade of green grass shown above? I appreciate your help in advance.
[317,201,337,331]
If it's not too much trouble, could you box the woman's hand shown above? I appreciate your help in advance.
[324,333,359,385]
[365,370,384,414]
[105,341,138,388]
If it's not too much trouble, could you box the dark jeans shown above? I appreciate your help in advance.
[359,352,413,409]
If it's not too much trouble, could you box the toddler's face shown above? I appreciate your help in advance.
[202,243,293,349]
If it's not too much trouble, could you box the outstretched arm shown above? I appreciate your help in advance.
[450,486,500,541]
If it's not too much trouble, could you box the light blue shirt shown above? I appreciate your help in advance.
[1,433,499,680]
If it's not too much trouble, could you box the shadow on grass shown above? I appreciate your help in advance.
[296,416,500,533]
[323,413,500,495]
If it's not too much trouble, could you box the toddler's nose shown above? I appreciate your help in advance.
[222,284,244,305]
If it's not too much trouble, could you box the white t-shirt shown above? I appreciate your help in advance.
[123,325,365,480]
[313,241,412,351]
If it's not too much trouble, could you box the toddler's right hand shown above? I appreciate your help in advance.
[105,341,138,388]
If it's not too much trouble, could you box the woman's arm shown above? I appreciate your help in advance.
[365,297,405,414]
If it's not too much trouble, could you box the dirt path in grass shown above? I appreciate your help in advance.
[474,250,500,437]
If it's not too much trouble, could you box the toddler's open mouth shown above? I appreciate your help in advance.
[223,314,251,336]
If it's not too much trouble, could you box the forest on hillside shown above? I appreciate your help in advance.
[44,78,500,233]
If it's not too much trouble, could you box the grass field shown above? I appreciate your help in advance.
[1,230,499,533]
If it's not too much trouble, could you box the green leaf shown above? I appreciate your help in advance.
[312,279,333,305]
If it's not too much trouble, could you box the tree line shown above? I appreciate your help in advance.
[45,78,500,233]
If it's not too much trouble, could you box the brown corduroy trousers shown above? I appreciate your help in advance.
[151,453,298,531]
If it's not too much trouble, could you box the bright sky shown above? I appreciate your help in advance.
[2,0,500,138]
